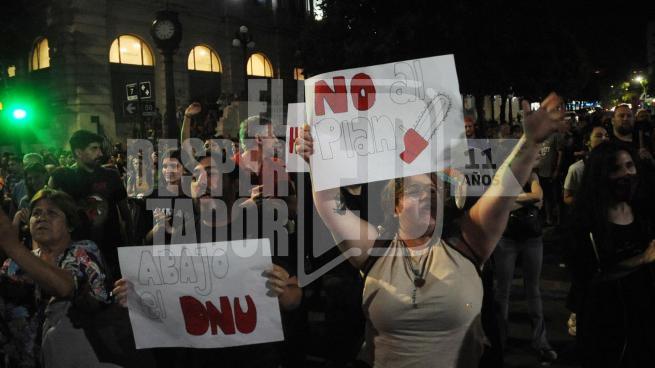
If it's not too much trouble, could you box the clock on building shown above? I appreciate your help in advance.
[153,19,176,40]
[150,11,182,50]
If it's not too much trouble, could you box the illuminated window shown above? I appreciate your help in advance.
[30,38,50,71]
[109,35,154,66]
[187,45,222,72]
[293,67,305,80]
[7,66,16,78]
[246,52,273,77]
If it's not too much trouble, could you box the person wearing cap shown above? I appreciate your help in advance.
[10,153,44,208]
[17,163,49,210]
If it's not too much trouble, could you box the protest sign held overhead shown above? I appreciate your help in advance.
[304,54,467,191]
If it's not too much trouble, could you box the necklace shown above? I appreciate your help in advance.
[399,238,431,308]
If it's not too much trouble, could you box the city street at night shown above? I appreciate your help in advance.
[1,1,654,367]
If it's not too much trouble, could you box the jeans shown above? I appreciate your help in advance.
[493,236,551,350]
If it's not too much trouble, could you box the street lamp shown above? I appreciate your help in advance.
[232,25,255,100]
[632,75,648,100]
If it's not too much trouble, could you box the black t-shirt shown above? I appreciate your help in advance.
[607,222,647,267]
[610,134,638,152]
[50,165,127,278]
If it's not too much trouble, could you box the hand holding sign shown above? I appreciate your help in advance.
[113,278,134,307]
[263,264,291,297]
[295,124,313,164]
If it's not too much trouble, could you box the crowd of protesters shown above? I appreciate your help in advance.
[0,94,654,368]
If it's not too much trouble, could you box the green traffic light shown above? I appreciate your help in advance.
[12,108,27,120]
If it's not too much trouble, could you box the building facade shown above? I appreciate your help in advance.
[21,0,310,147]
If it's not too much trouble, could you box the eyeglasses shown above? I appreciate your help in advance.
[403,184,437,198]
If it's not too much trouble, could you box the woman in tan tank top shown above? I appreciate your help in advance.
[295,94,565,367]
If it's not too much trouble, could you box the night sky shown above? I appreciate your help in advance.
[0,0,653,100]
[302,0,655,100]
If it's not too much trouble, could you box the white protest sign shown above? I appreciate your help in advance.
[304,54,467,191]
[117,239,283,349]
[285,103,310,173]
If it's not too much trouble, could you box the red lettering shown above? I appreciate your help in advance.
[350,73,376,111]
[314,76,347,116]
[206,296,235,335]
[234,295,257,334]
[179,296,208,336]
[179,295,256,336]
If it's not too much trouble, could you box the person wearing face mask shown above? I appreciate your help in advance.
[569,141,655,368]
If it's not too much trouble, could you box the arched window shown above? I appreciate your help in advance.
[247,52,273,77]
[30,38,50,71]
[293,67,305,80]
[188,45,222,72]
[109,35,154,66]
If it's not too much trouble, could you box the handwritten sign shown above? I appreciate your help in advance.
[304,54,467,191]
[285,103,310,173]
[117,240,283,349]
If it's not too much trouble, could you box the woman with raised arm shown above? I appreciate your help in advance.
[0,189,149,368]
[295,94,564,368]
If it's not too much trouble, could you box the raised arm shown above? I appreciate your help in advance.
[295,125,378,269]
[181,102,202,157]
[0,210,74,298]
[461,93,563,262]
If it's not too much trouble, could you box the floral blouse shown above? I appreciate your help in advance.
[0,240,110,367]
[1,239,111,303]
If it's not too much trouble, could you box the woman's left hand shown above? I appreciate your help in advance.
[522,93,565,145]
[264,264,290,297]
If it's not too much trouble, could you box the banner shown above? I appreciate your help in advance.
[117,240,284,349]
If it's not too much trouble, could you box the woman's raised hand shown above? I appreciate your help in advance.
[184,102,202,118]
[522,93,565,144]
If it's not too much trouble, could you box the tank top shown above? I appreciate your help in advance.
[362,238,485,368]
